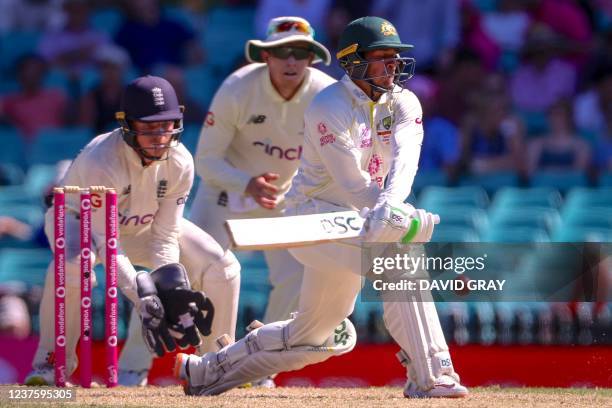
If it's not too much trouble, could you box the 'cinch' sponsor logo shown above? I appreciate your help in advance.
[253,141,302,160]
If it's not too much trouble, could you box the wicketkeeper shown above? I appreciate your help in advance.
[175,17,468,398]
[25,75,239,386]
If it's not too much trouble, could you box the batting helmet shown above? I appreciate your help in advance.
[336,17,415,93]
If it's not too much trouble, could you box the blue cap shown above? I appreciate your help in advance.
[120,75,182,122]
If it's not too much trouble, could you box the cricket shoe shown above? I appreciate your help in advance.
[403,375,469,398]
[174,352,220,396]
[24,364,54,386]
[118,369,149,387]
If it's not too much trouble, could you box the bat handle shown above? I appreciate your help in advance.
[401,213,440,243]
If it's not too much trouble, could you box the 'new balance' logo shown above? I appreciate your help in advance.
[247,115,266,124]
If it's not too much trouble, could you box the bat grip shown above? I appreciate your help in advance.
[401,214,440,244]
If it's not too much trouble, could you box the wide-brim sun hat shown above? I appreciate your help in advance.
[245,16,331,65]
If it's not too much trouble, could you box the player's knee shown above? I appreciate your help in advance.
[203,250,241,283]
[289,315,356,348]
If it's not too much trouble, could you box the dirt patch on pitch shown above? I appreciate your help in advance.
[4,386,611,407]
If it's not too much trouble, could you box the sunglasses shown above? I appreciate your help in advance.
[268,20,313,36]
[268,47,313,60]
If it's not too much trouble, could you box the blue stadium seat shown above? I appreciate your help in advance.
[435,208,489,233]
[530,171,589,192]
[0,163,25,185]
[0,31,41,74]
[551,226,612,242]
[419,186,489,209]
[411,170,448,194]
[180,124,202,155]
[599,172,612,187]
[23,164,58,199]
[0,185,39,205]
[0,248,50,286]
[491,187,563,210]
[90,8,125,37]
[0,204,44,226]
[431,226,480,242]
[28,127,92,165]
[202,7,255,72]
[564,187,612,209]
[488,207,561,233]
[184,64,221,110]
[481,226,549,243]
[562,207,612,229]
[459,171,519,194]
[0,127,27,168]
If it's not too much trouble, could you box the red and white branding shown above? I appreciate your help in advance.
[368,154,383,177]
[415,117,422,124]
[317,122,328,135]
[204,111,215,127]
[359,125,372,148]
[320,133,336,146]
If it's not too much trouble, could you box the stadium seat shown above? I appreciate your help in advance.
[0,248,51,286]
[431,226,480,242]
[90,8,124,37]
[561,207,612,229]
[459,171,519,194]
[28,127,92,166]
[411,170,448,194]
[564,187,612,209]
[481,226,549,243]
[184,64,221,110]
[551,226,612,242]
[180,124,202,155]
[201,7,255,72]
[23,164,58,199]
[530,171,589,192]
[599,172,612,187]
[419,186,489,209]
[0,204,44,226]
[491,187,563,210]
[488,207,561,233]
[0,31,41,74]
[0,163,25,185]
[435,208,489,232]
[0,185,39,205]
[0,127,27,168]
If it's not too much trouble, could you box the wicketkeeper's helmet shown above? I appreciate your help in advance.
[115,75,184,161]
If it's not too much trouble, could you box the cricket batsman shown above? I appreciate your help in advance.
[25,76,239,386]
[189,17,334,338]
[174,17,468,398]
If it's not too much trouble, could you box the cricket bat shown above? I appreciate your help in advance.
[225,211,439,250]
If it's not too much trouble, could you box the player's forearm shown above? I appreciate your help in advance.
[197,156,252,193]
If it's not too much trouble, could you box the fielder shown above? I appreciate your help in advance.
[25,76,240,386]
[175,17,468,398]
[189,17,334,325]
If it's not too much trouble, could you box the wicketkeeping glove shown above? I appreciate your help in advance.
[135,272,176,357]
[150,263,215,349]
